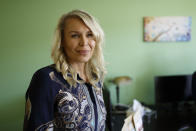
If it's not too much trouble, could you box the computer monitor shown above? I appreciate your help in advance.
[155,74,192,104]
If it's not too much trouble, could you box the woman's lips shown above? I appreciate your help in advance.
[77,50,90,55]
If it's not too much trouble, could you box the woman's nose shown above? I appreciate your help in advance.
[79,35,88,46]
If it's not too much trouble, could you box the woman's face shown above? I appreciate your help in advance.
[63,17,96,65]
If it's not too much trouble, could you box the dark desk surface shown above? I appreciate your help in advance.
[109,104,196,131]
[143,109,196,131]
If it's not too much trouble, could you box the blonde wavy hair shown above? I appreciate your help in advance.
[51,9,106,88]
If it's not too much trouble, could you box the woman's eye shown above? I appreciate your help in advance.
[71,34,79,38]
[87,33,94,38]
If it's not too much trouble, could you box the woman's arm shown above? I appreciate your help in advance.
[23,69,55,131]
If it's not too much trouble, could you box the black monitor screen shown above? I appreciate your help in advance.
[155,74,192,104]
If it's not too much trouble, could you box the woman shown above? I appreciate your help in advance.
[23,10,107,131]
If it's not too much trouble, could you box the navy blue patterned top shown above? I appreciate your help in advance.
[23,65,107,131]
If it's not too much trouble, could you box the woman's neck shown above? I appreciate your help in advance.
[70,63,87,81]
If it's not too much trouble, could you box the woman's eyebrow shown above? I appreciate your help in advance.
[68,30,92,34]
[68,31,79,33]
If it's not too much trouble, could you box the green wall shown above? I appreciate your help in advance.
[1,0,196,130]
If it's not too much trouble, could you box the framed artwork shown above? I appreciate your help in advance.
[143,16,192,42]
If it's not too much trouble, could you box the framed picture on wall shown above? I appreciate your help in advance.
[143,16,192,42]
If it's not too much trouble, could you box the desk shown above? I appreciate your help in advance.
[143,106,196,131]
[111,111,126,131]
[109,107,195,131]
[110,110,156,131]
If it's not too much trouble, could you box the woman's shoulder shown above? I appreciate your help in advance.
[28,65,61,90]
[33,64,57,76]
[32,64,63,81]
[31,64,69,88]
[26,65,68,98]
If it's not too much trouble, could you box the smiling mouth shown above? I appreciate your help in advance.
[77,50,90,55]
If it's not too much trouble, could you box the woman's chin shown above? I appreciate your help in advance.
[77,57,91,63]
